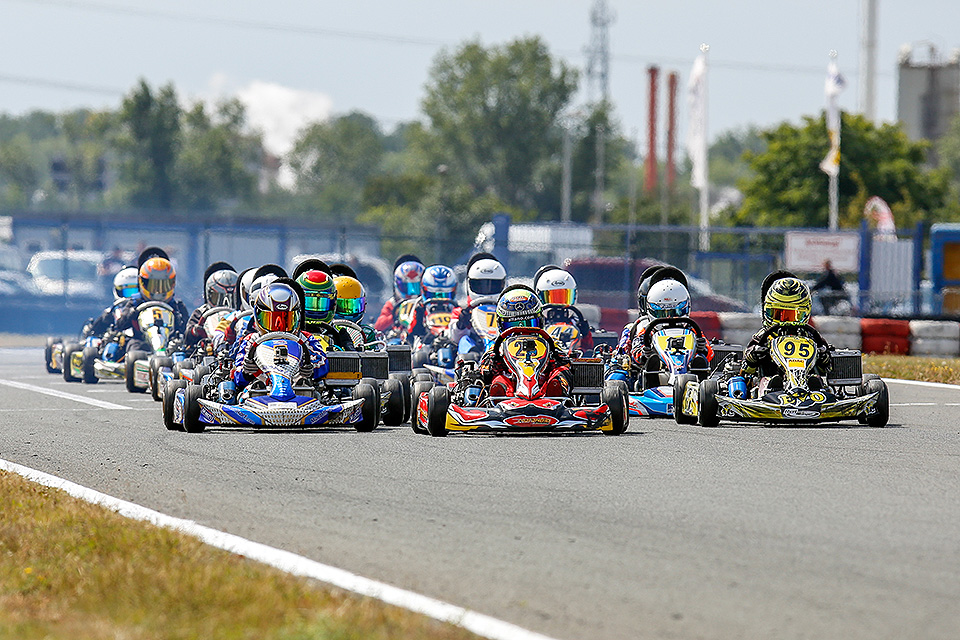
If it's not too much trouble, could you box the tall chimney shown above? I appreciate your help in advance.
[645,65,659,196]
[666,71,678,194]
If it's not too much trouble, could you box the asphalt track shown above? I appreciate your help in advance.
[2,346,959,640]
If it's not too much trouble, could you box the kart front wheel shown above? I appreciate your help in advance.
[426,385,450,437]
[381,377,405,426]
[82,346,99,385]
[601,381,629,435]
[45,337,61,373]
[410,380,434,434]
[864,378,889,428]
[62,343,80,382]
[698,378,721,428]
[125,350,149,393]
[673,374,698,425]
[352,382,379,432]
[390,372,412,423]
[163,379,187,432]
[183,383,206,433]
[150,356,173,401]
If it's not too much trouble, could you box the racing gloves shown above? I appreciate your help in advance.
[241,346,259,377]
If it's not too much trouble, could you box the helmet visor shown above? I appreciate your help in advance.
[117,284,139,299]
[424,289,455,301]
[541,288,575,306]
[336,296,365,318]
[500,316,541,330]
[765,306,803,324]
[469,278,505,296]
[397,281,421,298]
[256,307,297,333]
[142,278,174,301]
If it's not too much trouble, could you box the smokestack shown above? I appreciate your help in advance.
[645,65,659,196]
[666,71,678,194]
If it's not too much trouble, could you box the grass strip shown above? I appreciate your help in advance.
[0,470,481,640]
[863,354,960,386]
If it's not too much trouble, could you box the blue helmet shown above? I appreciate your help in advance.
[421,264,457,301]
[394,260,425,300]
[495,285,542,330]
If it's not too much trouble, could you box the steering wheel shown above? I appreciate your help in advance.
[641,316,704,349]
[134,300,175,314]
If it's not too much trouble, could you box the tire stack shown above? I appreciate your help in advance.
[717,312,762,348]
[690,311,722,341]
[909,320,960,357]
[812,316,862,350]
[860,318,911,355]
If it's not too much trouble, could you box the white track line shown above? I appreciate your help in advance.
[0,379,131,410]
[885,378,960,391]
[0,459,559,640]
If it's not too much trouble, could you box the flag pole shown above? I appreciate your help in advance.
[698,44,710,251]
[828,50,840,231]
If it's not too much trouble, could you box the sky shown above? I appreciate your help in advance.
[2,0,959,158]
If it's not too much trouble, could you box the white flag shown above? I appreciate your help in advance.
[686,53,708,190]
[820,59,846,176]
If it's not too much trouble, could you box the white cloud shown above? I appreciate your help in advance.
[235,80,334,156]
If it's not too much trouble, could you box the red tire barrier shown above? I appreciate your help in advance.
[860,318,911,339]
[599,308,631,333]
[861,335,910,355]
[690,311,722,341]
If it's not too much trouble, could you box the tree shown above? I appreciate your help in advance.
[421,37,578,210]
[288,111,385,218]
[116,80,182,209]
[731,113,950,228]
[0,135,40,207]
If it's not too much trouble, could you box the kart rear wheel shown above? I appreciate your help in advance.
[183,383,206,433]
[390,372,412,423]
[864,378,889,428]
[194,364,211,384]
[173,359,196,379]
[381,377,405,426]
[426,385,450,437]
[673,374,698,425]
[62,343,80,382]
[410,380,433,434]
[150,356,173,401]
[601,381,629,435]
[698,378,720,428]
[125,350,149,393]
[163,379,187,432]
[45,337,61,373]
[352,382,379,432]
[82,346,99,385]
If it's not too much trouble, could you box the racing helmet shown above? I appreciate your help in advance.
[646,279,691,319]
[205,269,238,307]
[253,282,302,334]
[333,275,366,322]
[296,269,337,326]
[421,264,457,301]
[138,257,176,302]
[495,285,543,330]
[113,267,139,300]
[236,269,256,311]
[636,266,662,313]
[247,273,280,312]
[762,276,812,327]
[467,258,507,299]
[394,260,424,300]
[535,268,577,306]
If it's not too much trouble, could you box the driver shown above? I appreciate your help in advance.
[233,281,329,390]
[534,266,594,352]
[478,286,571,398]
[374,255,425,333]
[447,253,507,353]
[333,275,379,347]
[295,269,354,350]
[81,266,142,340]
[184,262,238,348]
[741,275,831,381]
[111,254,189,355]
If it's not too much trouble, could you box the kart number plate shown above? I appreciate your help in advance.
[269,402,299,410]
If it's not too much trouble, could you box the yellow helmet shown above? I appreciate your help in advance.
[333,275,366,322]
[762,277,811,327]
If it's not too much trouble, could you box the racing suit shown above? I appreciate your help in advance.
[232,331,329,389]
[478,332,572,398]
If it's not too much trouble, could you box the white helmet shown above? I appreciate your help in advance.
[247,274,279,311]
[237,269,258,311]
[467,258,506,299]
[647,279,691,319]
[535,268,577,306]
[113,266,139,300]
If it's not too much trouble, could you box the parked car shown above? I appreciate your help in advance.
[0,244,32,296]
[26,250,106,298]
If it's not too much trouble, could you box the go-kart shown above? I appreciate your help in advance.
[675,323,890,428]
[164,331,379,433]
[456,296,500,357]
[150,305,234,401]
[412,326,629,436]
[112,301,181,394]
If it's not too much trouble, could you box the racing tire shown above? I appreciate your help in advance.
[412,367,430,378]
[390,372,412,423]
[194,364,211,384]
[173,359,196,380]
[352,382,379,432]
[413,373,433,383]
[163,379,188,432]
[125,350,149,393]
[45,337,61,373]
[601,381,629,435]
[62,343,80,382]
[82,346,99,385]
[183,383,206,433]
[150,356,174,401]
[426,385,450,437]
[864,378,890,428]
[673,374,698,425]
[381,377,405,426]
[698,378,721,428]
[410,380,433,434]
[857,374,881,424]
